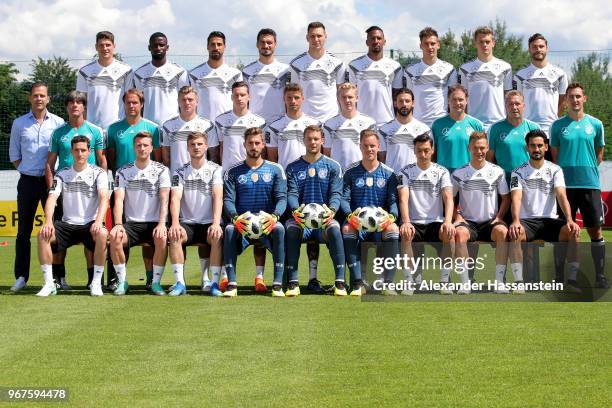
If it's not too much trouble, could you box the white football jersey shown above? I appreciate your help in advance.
[458,57,513,130]
[188,62,243,121]
[289,52,346,122]
[242,59,290,123]
[266,114,320,169]
[402,59,458,127]
[212,110,266,170]
[172,161,223,224]
[451,162,509,223]
[323,112,377,170]
[347,55,402,125]
[49,164,108,225]
[398,162,452,224]
[378,118,430,173]
[114,161,171,222]
[510,161,565,219]
[76,60,132,129]
[130,61,189,126]
[160,115,216,174]
[514,63,568,135]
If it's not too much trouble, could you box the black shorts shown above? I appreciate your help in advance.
[411,222,442,242]
[182,223,211,246]
[52,221,95,252]
[457,220,500,242]
[566,188,603,228]
[521,218,566,242]
[124,222,157,248]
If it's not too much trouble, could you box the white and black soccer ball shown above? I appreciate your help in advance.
[356,206,387,233]
[302,203,326,229]
[241,211,264,240]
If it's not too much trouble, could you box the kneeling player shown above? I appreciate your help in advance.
[109,132,171,295]
[285,125,346,296]
[37,136,109,296]
[223,127,287,297]
[341,129,399,296]
[168,132,224,296]
[509,130,580,291]
[398,134,455,295]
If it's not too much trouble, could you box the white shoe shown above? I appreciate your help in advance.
[457,288,471,295]
[10,277,26,292]
[58,278,71,290]
[401,289,414,296]
[201,279,212,292]
[36,284,57,297]
[90,284,104,297]
[382,288,398,296]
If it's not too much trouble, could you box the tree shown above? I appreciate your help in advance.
[0,62,28,168]
[28,56,77,121]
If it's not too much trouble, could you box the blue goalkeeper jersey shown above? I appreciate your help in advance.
[286,155,343,212]
[341,161,399,218]
[223,160,287,218]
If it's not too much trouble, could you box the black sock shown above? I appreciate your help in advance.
[553,242,568,281]
[591,239,606,277]
[87,267,94,286]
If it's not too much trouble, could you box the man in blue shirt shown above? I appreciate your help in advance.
[285,125,346,296]
[223,127,287,297]
[9,82,64,292]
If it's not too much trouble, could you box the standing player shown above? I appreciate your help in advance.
[378,88,430,173]
[76,31,132,130]
[36,136,109,297]
[341,129,400,296]
[509,130,580,290]
[550,83,608,288]
[242,28,290,123]
[401,27,458,127]
[431,84,484,174]
[397,134,455,295]
[487,90,540,181]
[458,26,512,131]
[285,125,346,296]
[189,31,243,122]
[130,32,189,126]
[452,132,511,294]
[515,33,568,137]
[323,83,377,170]
[289,22,346,122]
[222,128,287,297]
[168,132,223,296]
[347,25,402,125]
[109,132,170,296]
[9,82,64,292]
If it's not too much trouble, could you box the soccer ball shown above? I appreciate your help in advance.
[241,211,264,240]
[356,206,387,233]
[301,203,326,229]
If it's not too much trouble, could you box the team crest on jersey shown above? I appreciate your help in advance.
[366,177,374,187]
[561,127,569,135]
[298,171,307,180]
[442,128,450,136]
[172,175,179,187]
[318,168,328,179]
[356,178,365,188]
[308,168,316,178]
[585,125,594,135]
[376,178,386,188]
[251,173,259,183]
[238,175,248,184]
[499,132,508,141]
[466,127,474,135]
[262,172,272,183]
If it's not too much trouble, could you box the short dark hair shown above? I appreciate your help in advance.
[188,131,208,144]
[149,32,167,43]
[469,131,488,144]
[71,135,90,148]
[257,28,277,42]
[232,81,249,93]
[307,22,325,32]
[365,25,384,35]
[207,31,226,45]
[284,83,303,95]
[133,131,152,143]
[566,82,585,94]
[303,124,323,139]
[30,81,48,93]
[96,31,115,44]
[525,129,548,145]
[413,133,433,147]
[419,27,439,42]
[359,129,379,143]
[448,84,468,98]
[528,33,547,46]
[244,127,263,141]
[123,88,144,104]
[474,26,494,41]
[65,90,87,107]
[395,88,414,101]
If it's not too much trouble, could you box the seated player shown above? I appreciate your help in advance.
[285,125,346,296]
[36,136,109,296]
[222,127,287,297]
[109,132,171,295]
[341,129,399,296]
[509,130,581,290]
[452,131,511,294]
[397,134,455,295]
[168,132,224,296]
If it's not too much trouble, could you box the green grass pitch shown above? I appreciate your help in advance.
[0,234,610,407]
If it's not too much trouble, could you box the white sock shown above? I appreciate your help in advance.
[200,258,210,281]
[440,268,451,283]
[495,264,506,282]
[567,262,580,281]
[403,268,413,282]
[221,266,228,280]
[511,262,523,282]
[255,265,264,279]
[41,264,53,285]
[153,265,165,283]
[457,266,469,284]
[173,264,185,284]
[308,259,318,280]
[210,266,221,284]
[93,265,104,286]
[114,264,126,283]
